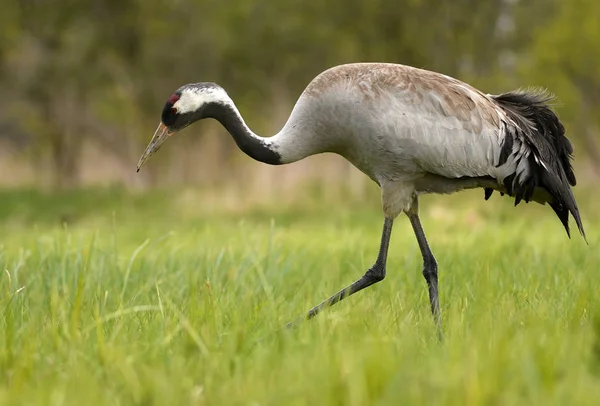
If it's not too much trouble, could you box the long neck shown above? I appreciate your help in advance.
[206,102,284,165]
[205,97,324,165]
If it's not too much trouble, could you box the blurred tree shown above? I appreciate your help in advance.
[521,0,600,173]
[0,0,595,187]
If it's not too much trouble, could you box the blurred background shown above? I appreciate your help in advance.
[0,0,598,203]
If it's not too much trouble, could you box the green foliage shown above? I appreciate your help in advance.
[523,0,600,120]
[0,188,599,405]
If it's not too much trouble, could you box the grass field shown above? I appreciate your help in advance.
[1,187,599,405]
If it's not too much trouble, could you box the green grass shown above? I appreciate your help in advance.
[1,187,599,405]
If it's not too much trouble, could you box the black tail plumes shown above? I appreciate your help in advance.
[492,88,586,241]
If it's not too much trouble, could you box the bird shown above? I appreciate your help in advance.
[137,62,586,334]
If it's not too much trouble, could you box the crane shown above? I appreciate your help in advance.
[137,62,586,333]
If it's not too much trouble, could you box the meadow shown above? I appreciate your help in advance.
[0,186,599,405]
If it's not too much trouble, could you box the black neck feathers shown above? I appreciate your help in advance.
[204,102,282,166]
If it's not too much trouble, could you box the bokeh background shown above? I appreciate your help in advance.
[2,2,600,404]
[0,0,598,200]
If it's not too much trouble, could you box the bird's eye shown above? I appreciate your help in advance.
[171,107,178,114]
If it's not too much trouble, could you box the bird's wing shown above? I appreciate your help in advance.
[373,64,514,181]
[302,63,520,181]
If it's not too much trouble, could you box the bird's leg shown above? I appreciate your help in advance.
[287,217,394,327]
[406,202,442,336]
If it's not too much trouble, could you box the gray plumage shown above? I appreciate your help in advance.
[138,62,587,336]
[270,63,584,237]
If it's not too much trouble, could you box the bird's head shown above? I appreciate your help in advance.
[137,82,231,172]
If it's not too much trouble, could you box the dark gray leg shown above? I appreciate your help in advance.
[406,205,442,334]
[287,217,394,327]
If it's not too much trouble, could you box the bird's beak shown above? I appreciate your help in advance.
[137,122,174,172]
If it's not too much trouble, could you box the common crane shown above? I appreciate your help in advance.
[137,63,586,333]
